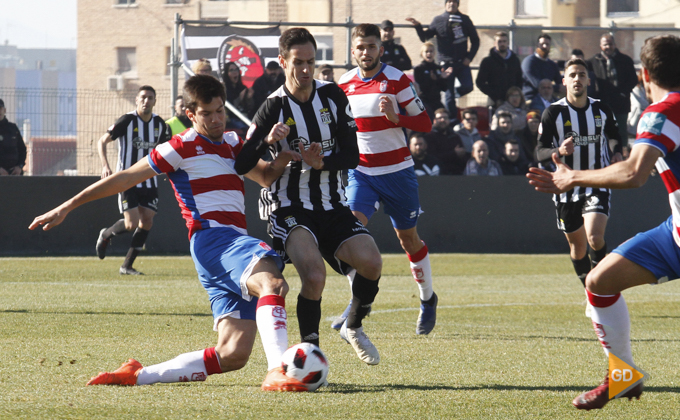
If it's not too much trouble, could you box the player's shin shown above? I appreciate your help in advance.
[589,243,607,269]
[571,255,591,287]
[136,348,222,384]
[407,242,434,301]
[256,295,289,370]
[587,290,633,366]
[123,227,149,268]
[347,274,380,328]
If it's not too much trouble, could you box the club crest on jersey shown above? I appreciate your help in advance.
[154,128,160,136]
[284,216,297,227]
[639,112,666,135]
[379,80,388,93]
[246,123,257,140]
[594,116,602,128]
[196,145,205,155]
[319,108,332,125]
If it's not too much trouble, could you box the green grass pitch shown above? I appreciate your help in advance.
[1,254,680,419]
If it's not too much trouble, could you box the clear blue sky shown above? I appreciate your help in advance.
[0,0,77,49]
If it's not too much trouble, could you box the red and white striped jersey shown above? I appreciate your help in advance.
[634,92,680,247]
[338,63,426,175]
[147,128,247,239]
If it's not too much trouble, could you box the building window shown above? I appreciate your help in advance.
[166,0,187,4]
[116,0,136,4]
[516,0,546,17]
[117,47,137,77]
[314,35,334,63]
[607,0,638,15]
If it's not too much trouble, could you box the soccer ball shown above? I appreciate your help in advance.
[280,343,329,391]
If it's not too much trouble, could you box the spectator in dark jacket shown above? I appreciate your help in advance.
[410,132,442,176]
[476,31,523,110]
[424,108,469,175]
[499,140,529,175]
[222,61,253,130]
[0,99,26,176]
[521,34,563,101]
[413,42,450,119]
[527,79,558,115]
[380,20,412,71]
[406,0,480,119]
[484,111,521,161]
[588,34,638,147]
[249,61,285,118]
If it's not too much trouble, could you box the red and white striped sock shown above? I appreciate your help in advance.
[136,347,222,385]
[256,295,288,371]
[587,290,634,366]
[408,242,434,301]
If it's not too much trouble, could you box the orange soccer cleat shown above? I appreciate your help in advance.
[261,366,308,392]
[86,359,143,386]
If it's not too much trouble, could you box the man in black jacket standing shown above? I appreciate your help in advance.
[0,99,26,176]
[407,0,479,121]
[476,31,522,110]
[588,34,638,147]
[380,20,412,71]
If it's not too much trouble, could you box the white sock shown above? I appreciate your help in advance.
[408,242,434,301]
[137,347,221,384]
[587,290,633,366]
[256,295,288,371]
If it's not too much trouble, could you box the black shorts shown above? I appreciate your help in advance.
[118,187,159,213]
[555,191,610,233]
[268,206,372,275]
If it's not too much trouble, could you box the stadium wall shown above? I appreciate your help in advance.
[3,175,669,257]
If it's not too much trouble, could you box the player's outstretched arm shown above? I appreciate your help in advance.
[29,160,158,231]
[246,150,301,188]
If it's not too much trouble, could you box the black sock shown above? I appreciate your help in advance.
[571,255,591,288]
[589,243,607,269]
[122,228,149,269]
[104,219,129,239]
[347,274,380,328]
[297,294,321,346]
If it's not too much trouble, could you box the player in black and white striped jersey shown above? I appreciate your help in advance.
[536,58,623,289]
[235,28,383,366]
[95,85,170,275]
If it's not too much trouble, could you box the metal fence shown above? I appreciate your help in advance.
[0,88,172,176]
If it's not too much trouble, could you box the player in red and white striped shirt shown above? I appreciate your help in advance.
[337,23,438,335]
[29,75,312,392]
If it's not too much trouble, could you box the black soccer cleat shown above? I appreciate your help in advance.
[96,228,110,260]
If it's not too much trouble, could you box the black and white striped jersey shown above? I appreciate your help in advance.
[234,80,359,220]
[108,111,169,189]
[536,97,621,203]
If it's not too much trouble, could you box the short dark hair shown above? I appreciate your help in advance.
[537,33,551,43]
[279,27,317,59]
[138,85,156,97]
[409,131,426,142]
[641,35,680,90]
[495,31,508,39]
[570,48,584,57]
[505,140,519,147]
[433,107,449,117]
[564,57,588,71]
[352,23,382,44]
[462,108,478,118]
[497,111,513,122]
[183,75,227,113]
[175,95,184,101]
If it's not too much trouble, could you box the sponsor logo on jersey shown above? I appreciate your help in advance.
[379,80,388,92]
[246,123,257,140]
[290,137,309,153]
[319,108,332,125]
[565,131,599,146]
[639,112,666,136]
[132,137,158,149]
[595,116,602,127]
[285,117,296,126]
[284,215,297,227]
[196,145,205,155]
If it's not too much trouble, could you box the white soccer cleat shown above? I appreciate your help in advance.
[340,321,380,365]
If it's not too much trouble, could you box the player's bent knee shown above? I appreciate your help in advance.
[214,345,251,372]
